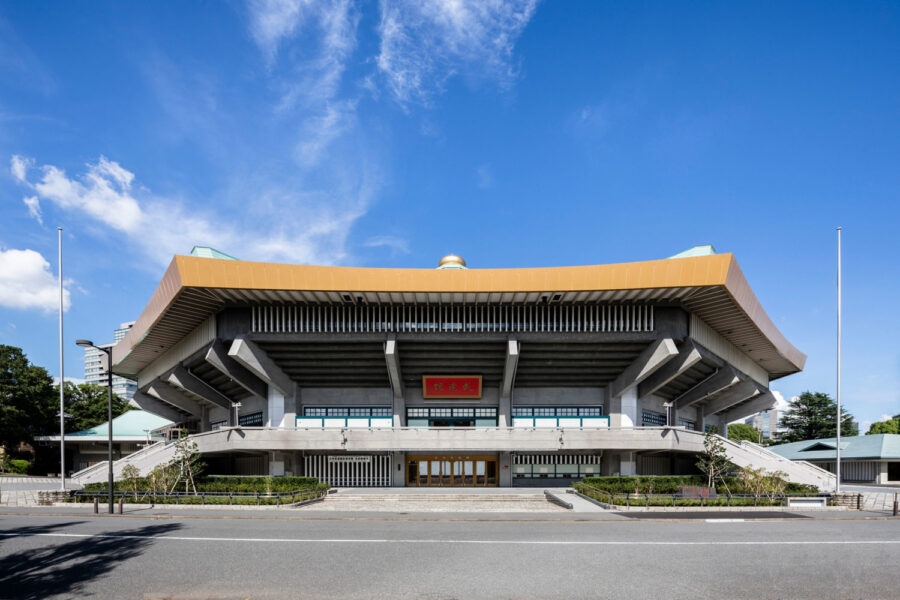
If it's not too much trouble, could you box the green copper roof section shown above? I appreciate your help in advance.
[770,434,900,461]
[66,409,174,440]
[668,244,717,259]
[190,246,239,260]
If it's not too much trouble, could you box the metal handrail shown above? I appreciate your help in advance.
[72,487,328,506]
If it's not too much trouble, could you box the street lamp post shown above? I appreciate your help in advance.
[76,339,114,514]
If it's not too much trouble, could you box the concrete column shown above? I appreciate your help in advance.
[282,383,298,428]
[498,394,511,427]
[267,385,285,428]
[720,416,730,439]
[499,452,512,486]
[393,395,406,427]
[620,387,638,428]
[620,452,636,476]
[268,451,285,476]
[200,405,210,432]
[391,452,405,487]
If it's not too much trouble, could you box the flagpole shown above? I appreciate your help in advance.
[835,227,842,494]
[58,227,66,491]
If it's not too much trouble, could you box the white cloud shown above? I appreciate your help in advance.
[247,0,316,60]
[0,247,70,312]
[23,195,42,224]
[10,154,31,181]
[364,235,410,255]
[376,0,539,105]
[771,390,790,410]
[12,154,378,268]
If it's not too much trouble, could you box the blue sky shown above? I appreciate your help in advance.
[1,1,897,428]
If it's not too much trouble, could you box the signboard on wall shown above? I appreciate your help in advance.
[422,375,483,399]
[328,455,373,464]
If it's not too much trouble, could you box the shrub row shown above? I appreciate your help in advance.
[580,475,818,495]
[82,475,327,494]
[3,459,30,475]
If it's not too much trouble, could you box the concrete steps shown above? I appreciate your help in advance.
[305,490,566,512]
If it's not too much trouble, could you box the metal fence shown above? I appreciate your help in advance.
[573,482,833,508]
[71,487,328,507]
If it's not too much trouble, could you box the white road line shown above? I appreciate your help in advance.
[1,532,899,546]
[705,519,745,523]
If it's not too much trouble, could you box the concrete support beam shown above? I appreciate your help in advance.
[499,339,519,428]
[145,382,203,417]
[702,380,762,416]
[637,341,704,399]
[384,336,406,427]
[132,390,184,422]
[501,339,520,399]
[609,338,678,399]
[228,337,293,396]
[267,385,286,428]
[620,452,636,476]
[167,366,232,411]
[719,391,777,424]
[205,339,267,399]
[674,367,740,410]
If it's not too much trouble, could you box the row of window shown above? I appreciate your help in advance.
[211,412,265,429]
[303,407,393,417]
[512,406,604,417]
[407,407,497,418]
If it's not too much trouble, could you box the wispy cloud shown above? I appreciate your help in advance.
[476,164,493,189]
[0,247,69,312]
[376,0,539,106]
[11,154,378,268]
[22,196,42,224]
[364,235,410,255]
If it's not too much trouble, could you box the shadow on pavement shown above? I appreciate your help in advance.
[0,520,182,600]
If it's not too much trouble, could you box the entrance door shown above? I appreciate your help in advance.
[406,455,499,487]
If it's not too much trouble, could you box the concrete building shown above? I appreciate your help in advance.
[96,247,835,489]
[84,321,137,401]
[771,434,900,484]
[744,407,781,441]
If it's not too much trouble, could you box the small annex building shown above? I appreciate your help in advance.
[770,434,900,484]
[36,410,174,475]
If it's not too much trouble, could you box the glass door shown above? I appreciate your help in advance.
[405,455,499,487]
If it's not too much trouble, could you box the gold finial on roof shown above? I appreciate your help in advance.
[437,254,467,269]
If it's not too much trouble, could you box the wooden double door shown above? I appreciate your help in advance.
[406,454,498,487]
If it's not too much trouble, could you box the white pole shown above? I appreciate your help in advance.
[835,227,842,494]
[58,227,66,491]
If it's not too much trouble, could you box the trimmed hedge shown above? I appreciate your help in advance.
[580,475,818,495]
[6,459,29,475]
[83,475,327,494]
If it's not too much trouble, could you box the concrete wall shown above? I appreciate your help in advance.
[512,387,605,407]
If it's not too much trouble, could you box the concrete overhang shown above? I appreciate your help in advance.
[112,253,806,381]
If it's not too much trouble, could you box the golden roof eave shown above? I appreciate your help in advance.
[112,253,806,380]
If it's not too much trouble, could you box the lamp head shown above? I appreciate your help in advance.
[75,339,94,348]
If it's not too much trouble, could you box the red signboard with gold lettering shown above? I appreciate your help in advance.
[422,375,483,399]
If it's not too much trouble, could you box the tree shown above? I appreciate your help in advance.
[867,417,900,435]
[728,423,762,443]
[0,345,57,453]
[56,382,131,433]
[696,430,733,493]
[168,433,203,494]
[778,391,858,443]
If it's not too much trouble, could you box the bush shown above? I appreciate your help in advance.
[579,475,818,496]
[7,459,29,474]
[82,475,326,494]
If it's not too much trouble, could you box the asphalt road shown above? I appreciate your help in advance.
[1,512,898,600]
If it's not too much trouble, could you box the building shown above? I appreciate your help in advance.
[770,434,900,484]
[104,247,831,488]
[36,410,173,475]
[744,407,782,441]
[84,321,138,401]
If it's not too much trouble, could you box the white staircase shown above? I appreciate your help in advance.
[309,490,564,512]
[72,440,178,485]
[720,438,836,490]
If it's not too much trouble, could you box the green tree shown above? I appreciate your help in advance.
[867,417,900,435]
[778,391,858,442]
[56,382,131,433]
[728,422,762,443]
[0,345,57,453]
[696,430,733,493]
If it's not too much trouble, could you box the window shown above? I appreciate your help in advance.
[239,412,264,427]
[677,418,696,430]
[512,407,533,417]
[579,407,602,416]
[641,410,666,427]
[704,424,717,434]
[371,407,392,417]
[210,420,227,431]
[304,407,391,417]
[407,408,428,418]
[557,407,578,416]
[305,407,327,417]
[534,407,555,416]
[475,408,497,417]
